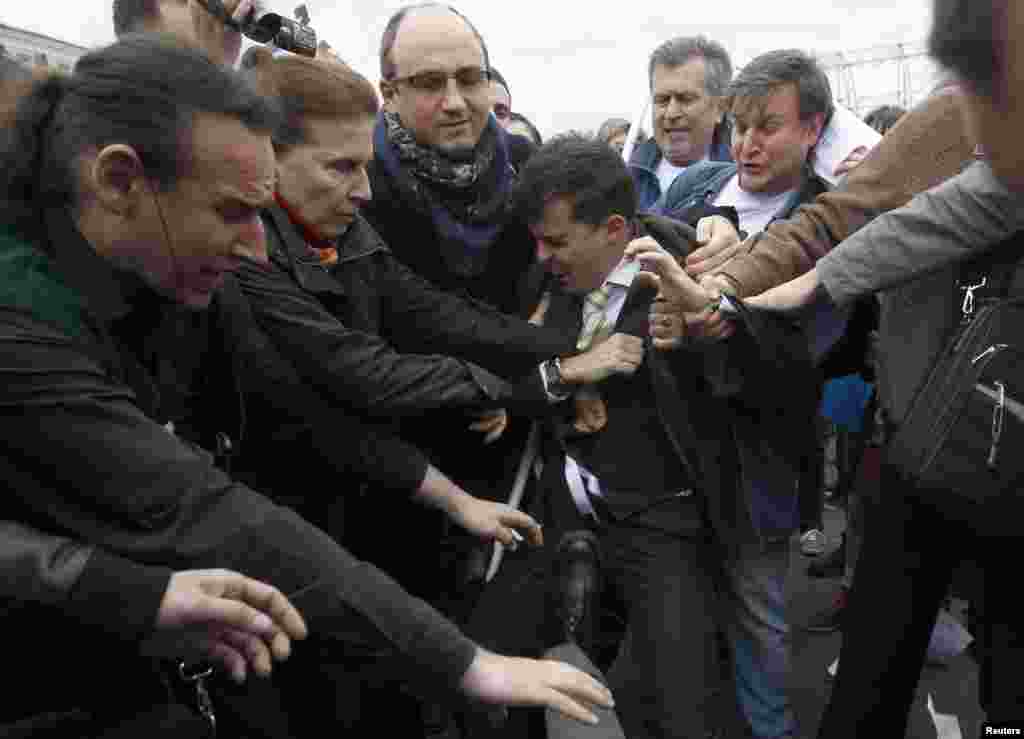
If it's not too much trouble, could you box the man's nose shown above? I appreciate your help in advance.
[440,78,468,111]
[665,96,685,119]
[351,167,372,204]
[232,215,269,265]
[738,129,760,157]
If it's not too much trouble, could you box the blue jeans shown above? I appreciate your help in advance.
[724,538,797,739]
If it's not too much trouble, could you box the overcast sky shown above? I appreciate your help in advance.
[3,0,938,136]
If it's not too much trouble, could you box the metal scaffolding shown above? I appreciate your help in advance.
[815,41,942,117]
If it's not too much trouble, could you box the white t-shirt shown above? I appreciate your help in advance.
[712,174,795,234]
[655,157,690,195]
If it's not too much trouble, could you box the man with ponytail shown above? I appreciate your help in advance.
[0,34,613,736]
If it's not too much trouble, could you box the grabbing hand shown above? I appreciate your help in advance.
[188,0,254,66]
[450,495,543,549]
[626,237,709,313]
[744,268,822,313]
[469,409,509,445]
[626,237,726,348]
[143,569,308,683]
[460,649,615,726]
[683,274,737,341]
[686,215,744,277]
[559,333,644,384]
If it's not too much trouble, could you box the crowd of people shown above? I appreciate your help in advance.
[0,0,1020,737]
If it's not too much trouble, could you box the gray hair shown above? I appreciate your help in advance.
[726,49,834,124]
[928,0,998,98]
[647,36,733,97]
[596,117,630,143]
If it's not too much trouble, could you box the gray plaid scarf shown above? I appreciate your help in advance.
[383,110,496,190]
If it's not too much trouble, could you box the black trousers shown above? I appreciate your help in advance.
[465,462,723,739]
[817,464,1024,736]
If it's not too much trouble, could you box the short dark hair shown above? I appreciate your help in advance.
[379,4,490,80]
[0,33,280,241]
[513,133,636,228]
[863,104,906,134]
[928,0,999,98]
[112,0,159,36]
[726,49,834,125]
[648,36,732,96]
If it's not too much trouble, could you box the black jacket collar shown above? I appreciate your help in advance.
[264,205,387,268]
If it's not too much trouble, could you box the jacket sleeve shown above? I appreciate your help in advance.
[816,161,1024,306]
[214,279,428,494]
[0,519,171,644]
[232,255,509,418]
[0,310,478,691]
[379,252,576,379]
[715,89,978,297]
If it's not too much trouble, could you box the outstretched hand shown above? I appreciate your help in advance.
[460,649,615,726]
[450,495,544,549]
[469,408,509,445]
[625,237,735,348]
[143,568,307,683]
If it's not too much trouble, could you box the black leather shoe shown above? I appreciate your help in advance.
[549,530,601,649]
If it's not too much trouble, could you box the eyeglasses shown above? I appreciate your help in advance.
[388,66,491,95]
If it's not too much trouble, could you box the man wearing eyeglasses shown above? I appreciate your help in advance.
[363,3,545,584]
[363,8,556,733]
[368,4,534,314]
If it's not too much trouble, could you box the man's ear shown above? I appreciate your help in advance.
[807,112,827,144]
[88,144,147,218]
[605,214,629,242]
[712,94,728,125]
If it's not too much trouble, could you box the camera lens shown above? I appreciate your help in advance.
[246,14,282,43]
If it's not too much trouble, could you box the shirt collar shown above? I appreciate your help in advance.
[42,207,153,326]
[604,255,641,290]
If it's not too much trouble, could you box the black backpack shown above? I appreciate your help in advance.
[887,239,1024,536]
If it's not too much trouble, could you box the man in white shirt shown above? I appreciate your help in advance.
[628,36,734,210]
[653,48,835,739]
[656,49,832,237]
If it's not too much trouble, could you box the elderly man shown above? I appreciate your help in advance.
[628,36,734,211]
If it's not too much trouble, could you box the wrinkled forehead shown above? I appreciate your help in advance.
[184,114,276,202]
[651,58,707,95]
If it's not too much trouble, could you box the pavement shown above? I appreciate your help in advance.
[785,506,986,739]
